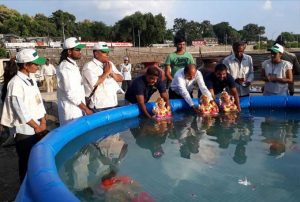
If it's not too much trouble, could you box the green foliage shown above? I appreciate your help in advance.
[241,23,265,42]
[213,22,241,44]
[0,48,7,58]
[172,19,216,45]
[0,4,298,46]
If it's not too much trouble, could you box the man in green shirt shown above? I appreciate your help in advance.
[165,34,194,86]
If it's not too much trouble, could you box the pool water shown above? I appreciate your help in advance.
[56,110,300,202]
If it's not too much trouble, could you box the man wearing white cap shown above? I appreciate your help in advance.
[82,42,123,111]
[261,43,293,96]
[120,56,132,91]
[56,37,93,126]
[1,49,48,183]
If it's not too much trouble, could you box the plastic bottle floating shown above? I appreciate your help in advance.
[152,98,172,119]
[219,91,238,112]
[199,95,219,115]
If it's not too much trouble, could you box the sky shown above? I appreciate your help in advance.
[1,0,300,39]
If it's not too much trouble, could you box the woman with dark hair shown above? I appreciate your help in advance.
[1,49,48,183]
[1,58,19,102]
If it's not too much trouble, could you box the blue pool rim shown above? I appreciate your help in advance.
[16,96,300,202]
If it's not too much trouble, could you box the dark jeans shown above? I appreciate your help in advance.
[288,83,294,96]
[122,80,132,92]
[15,134,40,183]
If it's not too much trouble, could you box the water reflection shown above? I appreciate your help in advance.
[58,110,300,201]
[60,134,128,197]
[130,118,173,158]
[260,116,300,158]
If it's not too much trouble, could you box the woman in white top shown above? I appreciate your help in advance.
[261,43,293,96]
[1,49,47,183]
[120,56,132,91]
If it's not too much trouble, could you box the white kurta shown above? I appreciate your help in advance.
[120,63,132,80]
[56,58,85,126]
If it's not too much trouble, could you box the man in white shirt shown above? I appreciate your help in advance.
[82,42,123,111]
[56,37,93,126]
[120,56,132,91]
[1,49,48,183]
[223,42,254,97]
[41,58,56,92]
[169,64,215,113]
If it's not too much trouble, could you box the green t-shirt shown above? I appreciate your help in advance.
[165,52,195,77]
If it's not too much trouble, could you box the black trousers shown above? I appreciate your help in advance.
[15,134,39,183]
[122,80,132,92]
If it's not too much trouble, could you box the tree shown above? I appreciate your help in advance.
[0,5,20,24]
[113,12,167,46]
[2,14,31,36]
[173,18,187,34]
[31,14,57,37]
[164,29,174,42]
[201,20,215,38]
[173,18,203,45]
[280,32,295,42]
[213,22,241,44]
[76,20,94,41]
[241,23,265,42]
[49,10,77,39]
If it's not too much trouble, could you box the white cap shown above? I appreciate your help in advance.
[124,56,129,61]
[268,43,284,53]
[16,49,46,65]
[93,42,110,53]
[63,37,85,49]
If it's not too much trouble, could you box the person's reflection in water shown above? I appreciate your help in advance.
[61,133,128,198]
[206,115,235,149]
[233,142,247,164]
[231,117,253,164]
[261,116,299,158]
[131,118,173,158]
[168,115,204,159]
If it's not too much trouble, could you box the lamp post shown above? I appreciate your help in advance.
[258,34,260,50]
[138,29,141,48]
[62,21,66,41]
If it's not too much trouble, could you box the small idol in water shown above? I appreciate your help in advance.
[199,95,219,115]
[152,97,172,119]
[219,90,238,112]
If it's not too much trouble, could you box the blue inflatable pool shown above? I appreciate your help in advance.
[16,96,300,202]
